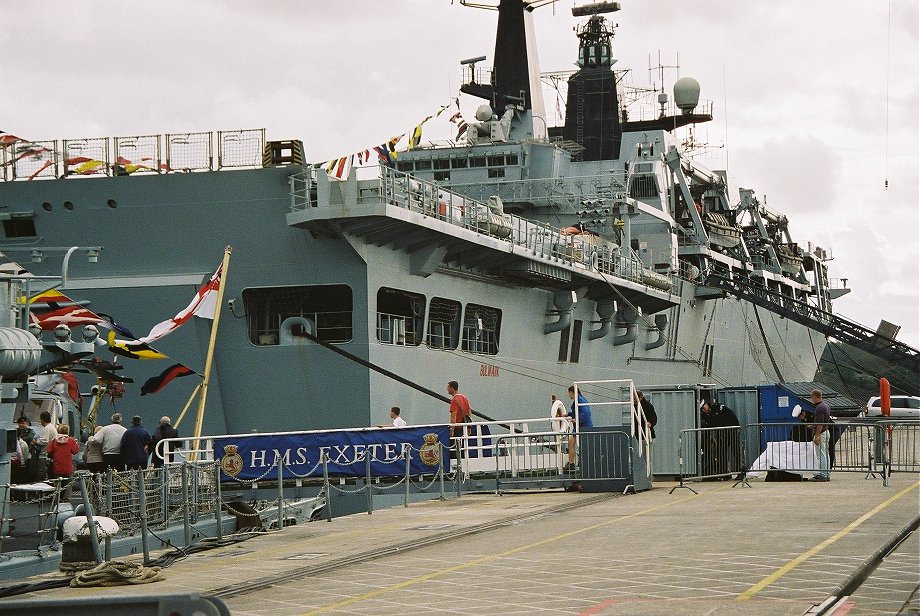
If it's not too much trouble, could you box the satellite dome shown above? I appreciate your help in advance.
[673,77,701,114]
[475,105,494,122]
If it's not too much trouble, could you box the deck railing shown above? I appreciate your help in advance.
[0,129,265,181]
[291,165,673,292]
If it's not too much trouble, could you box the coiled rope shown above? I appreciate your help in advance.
[69,560,164,587]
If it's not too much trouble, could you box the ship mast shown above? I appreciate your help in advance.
[459,0,550,140]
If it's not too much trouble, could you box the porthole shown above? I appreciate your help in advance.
[107,199,117,208]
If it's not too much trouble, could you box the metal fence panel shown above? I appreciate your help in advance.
[114,134,162,175]
[166,132,212,171]
[646,389,698,475]
[63,137,109,176]
[218,129,265,168]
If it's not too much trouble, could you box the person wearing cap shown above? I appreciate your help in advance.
[699,399,740,479]
[151,416,179,468]
[790,405,813,442]
[90,412,127,471]
[121,415,152,470]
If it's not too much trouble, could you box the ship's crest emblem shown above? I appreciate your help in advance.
[418,433,442,466]
[220,444,244,477]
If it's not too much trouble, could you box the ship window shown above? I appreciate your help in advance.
[415,160,432,170]
[242,284,352,346]
[487,156,504,167]
[3,218,37,238]
[426,297,461,350]
[396,161,413,172]
[377,287,425,347]
[570,319,583,363]
[451,158,468,169]
[434,170,451,182]
[461,303,501,356]
[470,157,486,167]
[487,168,505,179]
[629,175,659,199]
[434,159,450,170]
[505,154,518,165]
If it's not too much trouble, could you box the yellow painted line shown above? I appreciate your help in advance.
[302,489,712,615]
[737,479,920,601]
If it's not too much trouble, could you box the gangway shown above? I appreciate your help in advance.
[704,273,919,374]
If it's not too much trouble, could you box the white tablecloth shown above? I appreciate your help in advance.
[747,441,819,478]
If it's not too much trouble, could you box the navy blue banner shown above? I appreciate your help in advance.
[215,425,451,481]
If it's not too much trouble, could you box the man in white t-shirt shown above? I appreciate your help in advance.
[389,407,407,427]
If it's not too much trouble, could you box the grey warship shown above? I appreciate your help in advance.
[1,0,915,438]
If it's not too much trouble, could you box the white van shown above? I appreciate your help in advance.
[864,395,920,419]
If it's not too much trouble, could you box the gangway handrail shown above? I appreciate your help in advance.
[705,273,919,372]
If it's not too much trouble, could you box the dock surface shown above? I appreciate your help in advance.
[8,472,920,615]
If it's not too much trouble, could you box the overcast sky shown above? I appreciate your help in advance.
[3,1,917,348]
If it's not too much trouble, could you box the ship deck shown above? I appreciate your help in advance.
[5,471,919,615]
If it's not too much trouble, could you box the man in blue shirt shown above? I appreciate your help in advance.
[120,416,152,470]
[565,385,592,470]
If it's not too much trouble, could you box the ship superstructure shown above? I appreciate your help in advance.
[2,0,911,439]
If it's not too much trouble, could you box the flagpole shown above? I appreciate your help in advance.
[173,382,202,430]
[192,246,232,448]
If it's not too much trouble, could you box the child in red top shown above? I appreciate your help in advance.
[46,424,79,479]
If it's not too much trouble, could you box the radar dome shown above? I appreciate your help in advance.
[673,77,701,114]
[475,105,494,122]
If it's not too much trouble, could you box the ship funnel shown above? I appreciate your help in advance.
[673,77,700,115]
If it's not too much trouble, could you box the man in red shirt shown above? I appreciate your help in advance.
[447,380,471,439]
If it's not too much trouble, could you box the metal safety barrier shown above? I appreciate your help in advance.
[491,429,634,494]
[670,420,920,492]
[672,426,747,493]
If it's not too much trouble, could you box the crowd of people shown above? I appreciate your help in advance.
[11,412,181,488]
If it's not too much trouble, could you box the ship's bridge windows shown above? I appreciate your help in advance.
[396,161,413,172]
[415,160,432,171]
[2,212,37,238]
[470,157,486,168]
[426,297,461,350]
[376,287,425,347]
[242,284,352,346]
[487,156,504,167]
[461,304,501,356]
[451,158,468,169]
